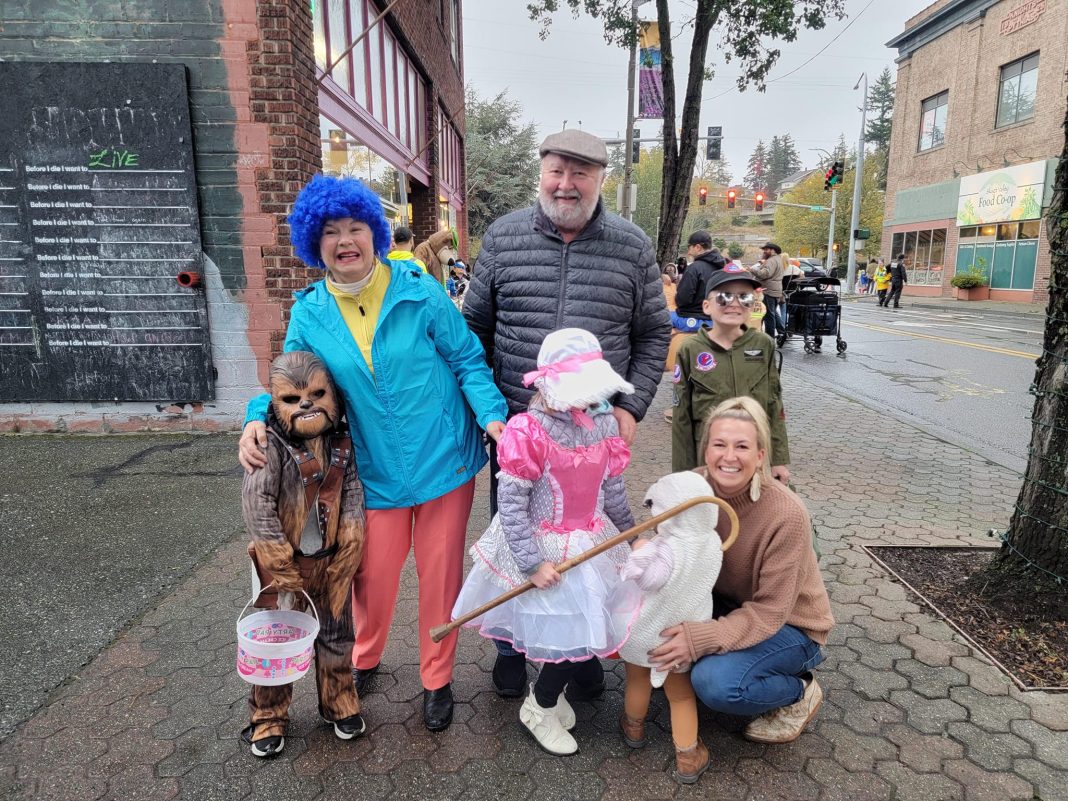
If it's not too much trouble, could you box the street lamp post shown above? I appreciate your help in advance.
[621,1,640,222]
[845,73,868,295]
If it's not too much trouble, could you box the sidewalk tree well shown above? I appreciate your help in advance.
[981,102,1068,589]
[464,86,540,255]
[526,0,846,267]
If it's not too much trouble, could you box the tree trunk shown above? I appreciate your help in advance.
[986,100,1068,585]
[654,0,716,267]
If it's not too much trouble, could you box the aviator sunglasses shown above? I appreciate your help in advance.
[714,291,756,308]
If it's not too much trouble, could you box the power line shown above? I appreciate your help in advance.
[701,0,879,103]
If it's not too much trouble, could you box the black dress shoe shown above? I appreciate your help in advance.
[423,684,454,732]
[352,663,379,697]
[492,653,527,698]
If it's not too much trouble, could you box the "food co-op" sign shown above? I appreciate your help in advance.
[956,160,1046,226]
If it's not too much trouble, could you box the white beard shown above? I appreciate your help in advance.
[539,190,598,234]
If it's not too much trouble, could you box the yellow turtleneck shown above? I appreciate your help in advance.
[325,261,391,373]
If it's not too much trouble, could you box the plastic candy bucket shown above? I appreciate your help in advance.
[235,588,320,686]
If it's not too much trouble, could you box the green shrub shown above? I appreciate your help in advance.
[727,242,744,259]
[950,266,988,289]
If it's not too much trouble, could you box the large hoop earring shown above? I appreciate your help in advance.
[749,471,762,502]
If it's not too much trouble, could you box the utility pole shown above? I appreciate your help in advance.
[621,0,639,222]
[845,73,868,295]
[826,188,837,274]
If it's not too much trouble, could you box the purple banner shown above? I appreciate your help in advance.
[637,21,663,119]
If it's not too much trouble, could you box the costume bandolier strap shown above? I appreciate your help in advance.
[251,431,353,607]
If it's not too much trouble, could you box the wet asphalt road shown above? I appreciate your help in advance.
[778,296,1043,475]
[0,434,244,738]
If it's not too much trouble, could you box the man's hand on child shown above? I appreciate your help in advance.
[239,421,269,473]
[612,407,637,446]
[771,465,791,484]
[648,624,692,673]
[486,421,506,441]
[530,562,561,589]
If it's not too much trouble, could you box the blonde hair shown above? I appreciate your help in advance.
[697,396,773,479]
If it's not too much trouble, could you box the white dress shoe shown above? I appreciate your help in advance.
[519,686,578,755]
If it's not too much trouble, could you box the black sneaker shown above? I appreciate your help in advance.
[249,735,284,758]
[492,653,527,698]
[334,713,367,740]
[352,664,379,697]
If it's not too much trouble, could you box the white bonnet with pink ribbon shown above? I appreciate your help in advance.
[523,328,634,411]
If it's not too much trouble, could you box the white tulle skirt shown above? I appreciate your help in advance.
[452,517,641,662]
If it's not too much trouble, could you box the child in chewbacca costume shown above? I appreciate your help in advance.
[240,350,366,758]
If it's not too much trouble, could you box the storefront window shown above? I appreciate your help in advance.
[320,116,403,221]
[892,227,948,285]
[313,4,328,69]
[348,0,368,109]
[327,0,351,94]
[957,222,1037,290]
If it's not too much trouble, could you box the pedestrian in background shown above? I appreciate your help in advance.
[676,256,688,276]
[887,253,908,309]
[673,232,725,332]
[749,242,785,339]
[874,261,891,305]
[463,128,670,700]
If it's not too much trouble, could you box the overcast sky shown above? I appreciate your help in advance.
[463,0,933,182]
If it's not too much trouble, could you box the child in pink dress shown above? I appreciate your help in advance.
[452,328,642,755]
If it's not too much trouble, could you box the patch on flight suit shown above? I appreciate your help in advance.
[743,349,764,361]
[696,352,717,372]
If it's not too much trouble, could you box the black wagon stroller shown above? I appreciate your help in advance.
[776,276,847,354]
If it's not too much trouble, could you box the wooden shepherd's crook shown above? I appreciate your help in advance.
[428,495,739,643]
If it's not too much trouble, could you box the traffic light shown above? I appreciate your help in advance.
[707,126,722,160]
[726,188,736,209]
[698,186,708,206]
[631,128,640,164]
[754,192,765,212]
[824,160,843,190]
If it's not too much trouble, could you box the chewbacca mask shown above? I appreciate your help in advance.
[268,352,340,440]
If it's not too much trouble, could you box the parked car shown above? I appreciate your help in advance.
[794,258,828,278]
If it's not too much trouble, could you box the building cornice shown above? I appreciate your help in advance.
[886,0,1001,56]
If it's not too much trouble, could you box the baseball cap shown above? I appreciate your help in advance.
[539,130,609,167]
[705,263,761,294]
[687,230,712,248]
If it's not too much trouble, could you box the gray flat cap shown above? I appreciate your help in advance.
[539,130,608,167]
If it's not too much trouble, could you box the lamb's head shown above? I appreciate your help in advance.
[643,471,721,546]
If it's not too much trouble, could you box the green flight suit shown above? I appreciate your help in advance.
[671,326,790,472]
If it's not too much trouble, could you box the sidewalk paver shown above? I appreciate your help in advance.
[2,373,1066,800]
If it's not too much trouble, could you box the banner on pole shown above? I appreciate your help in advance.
[637,21,663,119]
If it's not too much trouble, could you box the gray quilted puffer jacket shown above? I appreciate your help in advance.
[464,202,671,421]
[498,405,636,574]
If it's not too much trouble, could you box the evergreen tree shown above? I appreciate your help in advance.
[766,134,802,195]
[744,140,768,191]
[865,67,895,154]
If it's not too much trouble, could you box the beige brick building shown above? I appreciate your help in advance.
[883,0,1066,302]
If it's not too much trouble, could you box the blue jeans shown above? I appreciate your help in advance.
[762,295,782,338]
[690,624,824,717]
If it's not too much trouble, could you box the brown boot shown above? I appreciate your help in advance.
[619,713,646,748]
[673,738,710,784]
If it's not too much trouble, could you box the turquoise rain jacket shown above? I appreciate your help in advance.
[246,261,508,510]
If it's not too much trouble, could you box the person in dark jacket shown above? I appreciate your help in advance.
[672,231,726,331]
[887,253,907,308]
[463,128,671,701]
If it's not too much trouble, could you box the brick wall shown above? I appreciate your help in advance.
[0,0,321,431]
[883,0,1067,302]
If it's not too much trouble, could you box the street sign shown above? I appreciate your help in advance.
[809,205,825,211]
[708,126,722,138]
[854,228,871,240]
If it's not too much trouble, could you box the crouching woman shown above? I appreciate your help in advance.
[650,397,834,744]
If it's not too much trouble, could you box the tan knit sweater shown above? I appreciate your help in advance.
[683,473,834,660]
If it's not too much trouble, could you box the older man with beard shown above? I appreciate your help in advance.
[463,129,670,700]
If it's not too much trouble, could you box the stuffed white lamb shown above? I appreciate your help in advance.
[618,471,723,687]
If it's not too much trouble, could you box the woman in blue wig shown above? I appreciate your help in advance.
[239,175,507,734]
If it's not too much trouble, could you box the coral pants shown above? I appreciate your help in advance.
[351,479,475,690]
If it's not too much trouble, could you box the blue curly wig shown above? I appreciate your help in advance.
[288,174,393,269]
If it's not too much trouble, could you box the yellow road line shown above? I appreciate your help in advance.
[843,320,1039,360]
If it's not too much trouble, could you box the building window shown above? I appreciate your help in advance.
[320,115,404,220]
[917,91,948,151]
[447,0,460,65]
[956,221,1038,289]
[890,228,946,285]
[996,52,1039,128]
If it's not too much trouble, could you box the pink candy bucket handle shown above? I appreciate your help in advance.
[237,584,320,630]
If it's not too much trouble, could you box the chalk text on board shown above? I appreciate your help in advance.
[88,148,140,168]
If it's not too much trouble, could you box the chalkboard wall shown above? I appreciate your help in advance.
[0,62,215,402]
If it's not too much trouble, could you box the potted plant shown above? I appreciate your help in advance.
[950,263,990,301]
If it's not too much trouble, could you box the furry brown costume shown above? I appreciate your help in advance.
[241,351,365,748]
[413,228,458,284]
